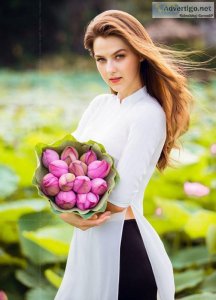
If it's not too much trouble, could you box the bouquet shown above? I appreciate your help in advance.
[32,134,120,219]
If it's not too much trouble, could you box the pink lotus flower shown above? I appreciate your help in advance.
[91,178,108,195]
[184,181,210,197]
[73,176,91,193]
[42,149,59,168]
[41,173,60,196]
[80,150,97,165]
[76,192,100,210]
[48,160,68,178]
[55,191,76,209]
[87,160,111,179]
[69,160,88,176]
[210,143,216,156]
[59,173,75,191]
[61,146,79,165]
[0,291,8,300]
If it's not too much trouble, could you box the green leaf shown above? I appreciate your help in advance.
[18,211,70,264]
[200,271,216,293]
[0,247,26,268]
[171,246,216,270]
[26,286,57,300]
[32,133,120,219]
[44,269,62,288]
[206,225,216,255]
[0,198,49,222]
[0,164,19,198]
[178,293,216,300]
[184,210,216,239]
[15,265,47,288]
[22,224,72,256]
[155,198,192,228]
[174,269,205,293]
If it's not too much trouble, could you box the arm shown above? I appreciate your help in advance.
[107,103,167,209]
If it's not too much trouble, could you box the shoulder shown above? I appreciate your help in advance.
[132,95,166,126]
[89,93,113,108]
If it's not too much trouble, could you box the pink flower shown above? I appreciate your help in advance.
[55,191,76,209]
[73,176,92,194]
[184,181,210,197]
[42,149,59,168]
[91,178,108,195]
[80,150,97,165]
[59,173,75,191]
[41,173,60,196]
[69,160,88,176]
[87,160,111,179]
[0,291,8,300]
[61,146,79,165]
[48,160,68,178]
[76,192,100,210]
[210,143,216,156]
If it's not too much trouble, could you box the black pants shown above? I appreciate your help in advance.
[118,219,158,300]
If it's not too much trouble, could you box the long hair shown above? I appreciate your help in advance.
[83,9,197,172]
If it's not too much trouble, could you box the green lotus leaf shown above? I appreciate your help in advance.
[32,133,120,219]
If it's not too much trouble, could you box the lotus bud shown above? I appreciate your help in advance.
[69,160,88,176]
[73,176,91,194]
[210,143,216,156]
[0,291,8,300]
[76,192,100,210]
[87,160,111,179]
[184,181,210,197]
[48,160,68,178]
[61,146,79,165]
[55,191,76,209]
[42,149,59,168]
[59,173,76,191]
[80,150,97,165]
[91,178,108,195]
[41,173,60,196]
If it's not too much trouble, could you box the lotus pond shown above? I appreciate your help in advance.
[0,69,216,299]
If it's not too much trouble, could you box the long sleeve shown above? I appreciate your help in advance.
[72,95,101,139]
[108,103,167,208]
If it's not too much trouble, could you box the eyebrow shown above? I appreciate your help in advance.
[94,49,127,58]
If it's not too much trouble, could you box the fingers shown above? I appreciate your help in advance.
[59,211,112,228]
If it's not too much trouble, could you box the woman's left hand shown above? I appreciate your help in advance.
[59,211,112,231]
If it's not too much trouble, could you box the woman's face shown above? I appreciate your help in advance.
[93,35,143,101]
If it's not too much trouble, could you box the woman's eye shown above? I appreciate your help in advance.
[96,58,105,62]
[116,54,125,59]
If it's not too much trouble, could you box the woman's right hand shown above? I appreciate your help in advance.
[59,211,112,231]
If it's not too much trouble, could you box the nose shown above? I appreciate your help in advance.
[106,59,117,74]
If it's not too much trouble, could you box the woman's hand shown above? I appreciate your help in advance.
[59,211,112,231]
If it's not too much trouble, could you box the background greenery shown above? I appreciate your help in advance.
[0,1,216,299]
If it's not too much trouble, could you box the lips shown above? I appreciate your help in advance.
[109,77,122,83]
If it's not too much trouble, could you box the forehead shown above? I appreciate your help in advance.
[93,36,130,56]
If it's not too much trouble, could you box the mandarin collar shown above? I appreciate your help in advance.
[115,86,147,106]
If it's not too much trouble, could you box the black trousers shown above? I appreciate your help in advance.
[118,219,158,300]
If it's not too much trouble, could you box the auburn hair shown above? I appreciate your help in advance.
[84,9,196,172]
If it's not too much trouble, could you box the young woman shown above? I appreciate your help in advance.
[54,9,194,300]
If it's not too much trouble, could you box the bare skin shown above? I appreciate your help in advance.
[60,211,112,231]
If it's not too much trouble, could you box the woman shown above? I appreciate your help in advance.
[55,10,194,300]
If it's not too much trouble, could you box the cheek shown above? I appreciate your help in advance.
[126,62,140,80]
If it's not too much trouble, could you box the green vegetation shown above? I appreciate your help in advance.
[0,70,216,299]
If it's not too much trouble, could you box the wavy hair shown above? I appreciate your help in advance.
[83,9,198,172]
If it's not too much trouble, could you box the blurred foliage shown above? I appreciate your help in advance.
[0,70,216,298]
[1,0,215,69]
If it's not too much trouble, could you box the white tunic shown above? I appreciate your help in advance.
[54,86,175,300]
